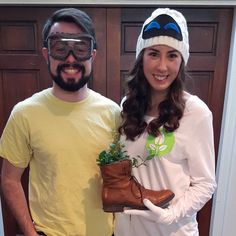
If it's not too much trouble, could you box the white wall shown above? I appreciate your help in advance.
[0,197,3,235]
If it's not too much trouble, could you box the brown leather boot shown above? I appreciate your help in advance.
[100,159,175,212]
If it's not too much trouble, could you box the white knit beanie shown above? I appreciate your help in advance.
[136,8,189,65]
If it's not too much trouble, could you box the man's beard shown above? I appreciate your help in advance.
[48,62,92,92]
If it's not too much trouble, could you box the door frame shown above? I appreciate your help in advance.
[210,7,236,236]
[0,0,236,6]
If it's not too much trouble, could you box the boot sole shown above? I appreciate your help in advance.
[103,193,175,212]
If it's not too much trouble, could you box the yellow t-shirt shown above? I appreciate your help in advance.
[0,88,121,236]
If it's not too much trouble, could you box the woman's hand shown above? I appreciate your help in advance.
[124,198,175,225]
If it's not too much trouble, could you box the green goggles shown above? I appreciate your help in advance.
[47,33,95,61]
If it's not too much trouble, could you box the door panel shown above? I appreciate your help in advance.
[0,7,52,235]
[0,6,233,236]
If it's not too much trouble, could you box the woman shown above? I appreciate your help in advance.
[114,8,217,236]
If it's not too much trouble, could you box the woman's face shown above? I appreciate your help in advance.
[143,44,182,97]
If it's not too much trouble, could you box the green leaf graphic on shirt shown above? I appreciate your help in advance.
[145,128,175,158]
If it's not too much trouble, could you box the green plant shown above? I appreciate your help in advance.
[96,132,151,167]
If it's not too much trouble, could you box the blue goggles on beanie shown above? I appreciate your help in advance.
[136,8,189,65]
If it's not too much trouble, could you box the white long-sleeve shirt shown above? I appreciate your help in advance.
[114,93,217,236]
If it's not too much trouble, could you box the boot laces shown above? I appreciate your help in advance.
[130,175,144,200]
[123,164,144,201]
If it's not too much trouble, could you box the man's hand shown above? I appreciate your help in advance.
[124,198,175,225]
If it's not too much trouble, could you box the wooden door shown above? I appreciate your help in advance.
[0,6,233,236]
[0,7,50,235]
[113,7,232,236]
[0,6,108,235]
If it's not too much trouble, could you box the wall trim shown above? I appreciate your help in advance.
[0,0,235,6]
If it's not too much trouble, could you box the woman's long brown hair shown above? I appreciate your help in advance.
[118,50,186,141]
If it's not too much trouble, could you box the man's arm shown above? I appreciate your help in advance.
[1,159,38,236]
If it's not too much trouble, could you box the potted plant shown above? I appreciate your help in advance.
[97,131,175,212]
[96,131,144,167]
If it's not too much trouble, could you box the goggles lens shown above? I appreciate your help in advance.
[47,33,94,61]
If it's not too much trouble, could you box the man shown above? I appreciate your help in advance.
[0,8,120,236]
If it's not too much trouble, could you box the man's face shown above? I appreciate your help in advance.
[43,21,96,92]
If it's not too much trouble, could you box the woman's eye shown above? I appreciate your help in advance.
[149,52,159,57]
[168,53,179,59]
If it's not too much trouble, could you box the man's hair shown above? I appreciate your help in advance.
[42,8,97,49]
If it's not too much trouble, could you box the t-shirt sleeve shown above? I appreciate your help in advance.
[0,107,32,168]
